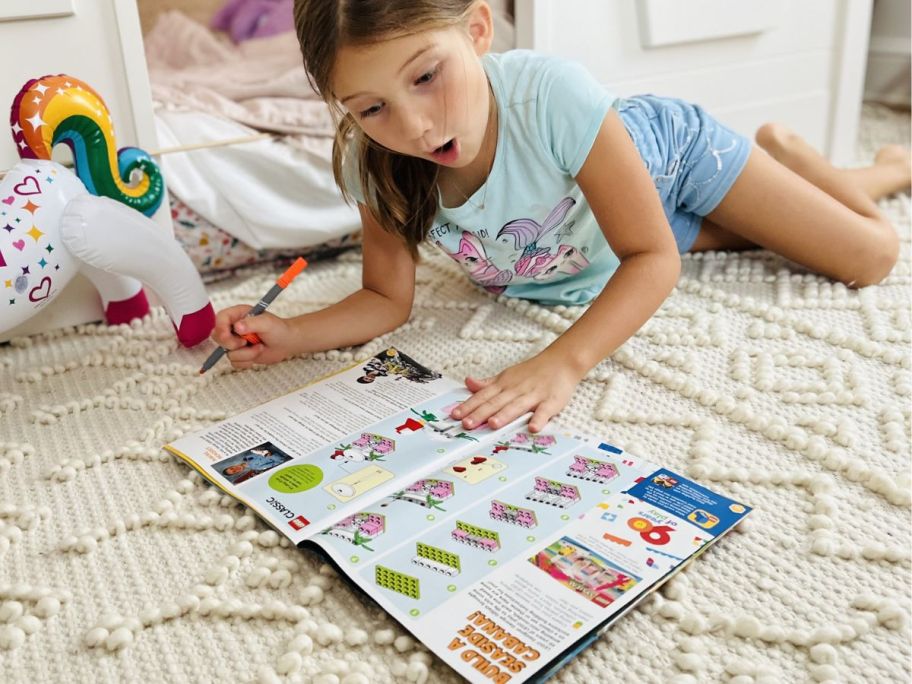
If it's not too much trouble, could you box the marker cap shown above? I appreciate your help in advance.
[278,257,308,288]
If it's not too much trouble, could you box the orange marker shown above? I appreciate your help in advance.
[198,257,307,374]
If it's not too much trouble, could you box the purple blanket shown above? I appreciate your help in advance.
[211,0,294,43]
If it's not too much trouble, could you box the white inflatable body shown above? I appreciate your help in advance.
[0,160,214,346]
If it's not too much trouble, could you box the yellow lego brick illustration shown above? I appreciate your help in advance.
[325,464,394,502]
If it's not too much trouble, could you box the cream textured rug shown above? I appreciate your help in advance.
[1,106,910,683]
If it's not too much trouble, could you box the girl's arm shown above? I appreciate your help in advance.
[214,204,416,368]
[452,109,681,432]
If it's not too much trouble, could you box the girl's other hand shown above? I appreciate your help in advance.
[451,352,583,433]
[211,305,296,369]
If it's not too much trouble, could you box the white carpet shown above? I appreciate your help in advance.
[1,105,909,683]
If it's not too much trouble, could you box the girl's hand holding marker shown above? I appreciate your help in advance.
[201,258,307,374]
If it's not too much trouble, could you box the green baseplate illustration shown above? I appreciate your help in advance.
[375,565,421,600]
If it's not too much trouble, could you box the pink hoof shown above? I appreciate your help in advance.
[105,289,150,325]
[174,302,216,348]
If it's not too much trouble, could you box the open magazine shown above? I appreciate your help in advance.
[165,348,751,683]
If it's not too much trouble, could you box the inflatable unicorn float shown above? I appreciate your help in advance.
[1,74,214,346]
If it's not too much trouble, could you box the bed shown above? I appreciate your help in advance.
[142,6,360,278]
[139,1,515,279]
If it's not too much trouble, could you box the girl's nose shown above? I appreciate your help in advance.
[398,107,433,142]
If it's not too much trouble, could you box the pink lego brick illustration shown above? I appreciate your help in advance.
[385,478,456,510]
[322,512,386,551]
[451,520,501,552]
[491,431,556,455]
[330,432,396,463]
[566,455,619,484]
[525,476,581,508]
[489,500,538,528]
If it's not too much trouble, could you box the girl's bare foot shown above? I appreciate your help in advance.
[873,144,912,189]
[755,122,911,204]
[875,143,911,166]
[855,144,911,199]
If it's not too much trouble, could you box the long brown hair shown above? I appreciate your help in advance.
[293,0,477,258]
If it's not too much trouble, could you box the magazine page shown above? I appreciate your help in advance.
[310,427,635,578]
[165,349,494,540]
[309,434,750,683]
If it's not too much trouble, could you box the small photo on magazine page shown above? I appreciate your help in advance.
[529,536,641,608]
[214,442,293,485]
[355,348,443,385]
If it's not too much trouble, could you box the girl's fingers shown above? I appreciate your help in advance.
[463,390,521,429]
[213,305,253,346]
[465,375,494,392]
[227,344,264,365]
[453,380,502,419]
[222,335,249,351]
[212,321,237,346]
[486,403,530,431]
[233,313,274,337]
[529,400,560,433]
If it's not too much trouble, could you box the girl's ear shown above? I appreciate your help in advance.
[465,0,494,55]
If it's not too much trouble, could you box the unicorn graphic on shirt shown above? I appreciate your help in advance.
[496,197,590,281]
[436,231,513,294]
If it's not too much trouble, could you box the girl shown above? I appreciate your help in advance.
[213,0,909,433]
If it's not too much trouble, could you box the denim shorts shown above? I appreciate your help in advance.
[618,95,752,253]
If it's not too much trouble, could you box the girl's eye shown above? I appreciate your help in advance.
[415,67,438,86]
[359,104,384,119]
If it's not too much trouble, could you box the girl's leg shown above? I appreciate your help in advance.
[756,124,911,208]
[691,124,902,286]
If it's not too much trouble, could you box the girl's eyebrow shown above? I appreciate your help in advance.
[339,44,436,104]
[398,44,435,74]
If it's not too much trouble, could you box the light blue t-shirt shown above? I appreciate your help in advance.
[347,50,620,305]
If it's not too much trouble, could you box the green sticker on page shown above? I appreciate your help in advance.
[269,464,323,493]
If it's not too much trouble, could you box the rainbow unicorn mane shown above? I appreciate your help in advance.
[10,74,164,217]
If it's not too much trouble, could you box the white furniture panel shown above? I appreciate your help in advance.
[0,0,74,21]
[637,0,784,48]
[0,0,166,341]
[515,0,872,165]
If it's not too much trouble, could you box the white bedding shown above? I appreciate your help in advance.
[145,9,514,251]
[146,11,359,250]
[154,109,359,251]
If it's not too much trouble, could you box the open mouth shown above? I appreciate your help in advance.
[430,138,459,163]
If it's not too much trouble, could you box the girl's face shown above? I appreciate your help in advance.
[331,4,494,170]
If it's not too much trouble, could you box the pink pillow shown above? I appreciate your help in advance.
[211,0,294,43]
